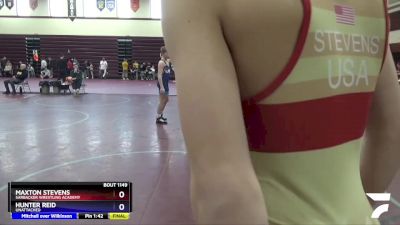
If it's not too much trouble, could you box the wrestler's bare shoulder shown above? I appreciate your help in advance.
[165,0,303,98]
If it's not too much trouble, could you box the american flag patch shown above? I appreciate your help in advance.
[334,5,355,25]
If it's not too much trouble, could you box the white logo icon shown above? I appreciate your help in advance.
[366,193,391,219]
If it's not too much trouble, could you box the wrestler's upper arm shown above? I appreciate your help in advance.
[367,48,400,133]
[162,0,255,177]
[361,47,400,193]
[162,0,262,196]
[162,2,268,222]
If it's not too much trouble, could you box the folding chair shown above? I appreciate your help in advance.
[60,84,71,94]
[15,72,32,93]
[15,79,31,93]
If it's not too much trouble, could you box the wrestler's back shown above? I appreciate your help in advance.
[218,1,384,224]
[163,0,389,224]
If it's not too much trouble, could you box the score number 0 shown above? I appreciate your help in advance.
[118,191,126,211]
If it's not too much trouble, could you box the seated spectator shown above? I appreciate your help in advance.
[27,62,35,78]
[3,60,13,77]
[150,65,156,80]
[40,58,49,79]
[140,62,146,71]
[40,68,52,79]
[69,63,83,95]
[143,63,154,80]
[3,64,28,95]
[131,60,139,80]
[133,60,139,68]
[41,58,47,71]
[146,62,151,72]
[139,62,147,80]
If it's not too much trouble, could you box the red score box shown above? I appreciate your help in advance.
[13,189,130,201]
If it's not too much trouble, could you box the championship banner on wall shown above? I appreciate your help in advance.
[0,0,4,10]
[68,0,76,21]
[5,0,13,10]
[29,0,38,10]
[97,0,105,11]
[106,0,115,12]
[131,0,139,12]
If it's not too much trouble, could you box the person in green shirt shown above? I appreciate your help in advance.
[70,63,82,95]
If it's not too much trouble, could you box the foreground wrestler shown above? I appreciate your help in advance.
[162,0,400,224]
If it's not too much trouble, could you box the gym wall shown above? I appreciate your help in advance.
[0,0,164,78]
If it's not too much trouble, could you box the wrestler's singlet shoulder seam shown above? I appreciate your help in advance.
[243,0,312,104]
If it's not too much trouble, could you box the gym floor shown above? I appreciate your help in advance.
[0,79,193,225]
[0,79,400,225]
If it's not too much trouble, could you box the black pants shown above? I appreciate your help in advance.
[59,70,67,81]
[3,71,12,77]
[72,80,82,90]
[4,78,22,93]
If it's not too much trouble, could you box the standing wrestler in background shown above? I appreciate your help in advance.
[156,47,171,124]
[163,0,399,224]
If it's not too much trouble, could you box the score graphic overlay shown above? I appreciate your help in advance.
[8,182,132,220]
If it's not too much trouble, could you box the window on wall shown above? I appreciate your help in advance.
[49,0,67,17]
[83,0,98,17]
[17,0,31,16]
[117,0,132,18]
[151,0,161,19]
